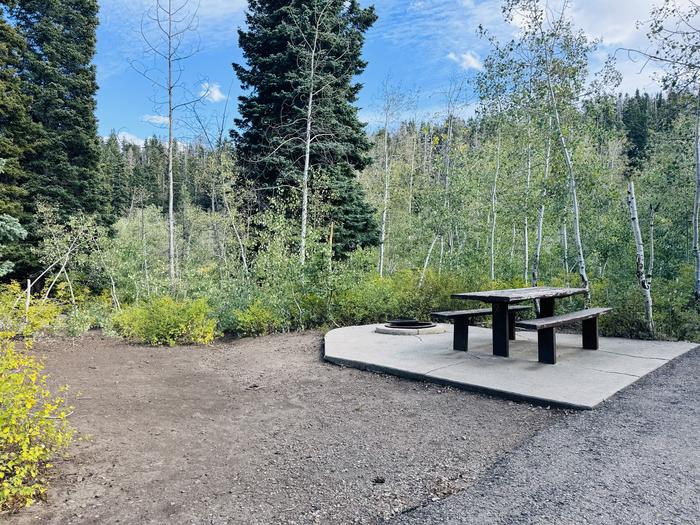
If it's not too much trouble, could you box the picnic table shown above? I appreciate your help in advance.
[451,286,588,360]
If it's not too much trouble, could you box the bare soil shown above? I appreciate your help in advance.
[4,331,562,524]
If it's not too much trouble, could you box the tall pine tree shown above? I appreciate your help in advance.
[9,0,105,220]
[0,10,34,221]
[233,0,379,255]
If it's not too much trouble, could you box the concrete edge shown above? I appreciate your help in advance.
[323,353,593,411]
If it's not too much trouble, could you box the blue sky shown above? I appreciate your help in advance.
[96,0,665,144]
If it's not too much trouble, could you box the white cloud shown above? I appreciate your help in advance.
[200,82,227,103]
[142,114,169,126]
[447,51,483,71]
[117,131,145,146]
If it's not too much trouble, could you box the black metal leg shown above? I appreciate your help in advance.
[508,311,517,340]
[539,297,555,318]
[453,318,469,351]
[582,317,599,349]
[492,303,509,357]
[538,328,557,364]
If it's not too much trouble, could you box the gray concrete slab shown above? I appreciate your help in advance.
[323,324,697,409]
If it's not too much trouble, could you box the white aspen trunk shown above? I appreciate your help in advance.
[378,110,390,277]
[627,179,654,334]
[524,127,532,283]
[222,191,249,275]
[545,60,589,295]
[444,115,454,253]
[562,222,570,276]
[408,126,417,216]
[648,204,656,285]
[438,236,444,275]
[693,89,700,300]
[532,126,551,287]
[300,23,319,267]
[489,132,501,281]
[419,235,440,288]
[509,223,516,263]
[141,203,151,297]
[167,0,176,292]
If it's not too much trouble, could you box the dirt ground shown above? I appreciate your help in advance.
[4,331,562,524]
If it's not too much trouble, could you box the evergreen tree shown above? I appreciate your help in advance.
[0,11,34,220]
[9,0,105,220]
[101,132,130,220]
[622,90,650,168]
[233,0,379,255]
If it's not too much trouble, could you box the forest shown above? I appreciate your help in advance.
[0,0,699,347]
[1,0,700,513]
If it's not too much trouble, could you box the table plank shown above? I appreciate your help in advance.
[452,286,587,303]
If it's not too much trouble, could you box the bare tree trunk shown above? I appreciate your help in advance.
[649,204,657,285]
[408,126,417,216]
[167,0,176,292]
[419,235,440,288]
[532,121,552,287]
[299,34,317,266]
[378,110,390,277]
[627,179,654,334]
[561,222,570,277]
[489,132,501,281]
[693,89,700,300]
[524,124,532,282]
[140,202,151,297]
[545,54,589,295]
[222,191,249,275]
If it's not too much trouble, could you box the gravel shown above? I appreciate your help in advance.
[3,331,560,524]
[392,347,700,525]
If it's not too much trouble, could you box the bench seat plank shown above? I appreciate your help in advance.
[432,304,530,319]
[516,307,612,330]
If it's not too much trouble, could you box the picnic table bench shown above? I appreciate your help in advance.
[449,286,612,364]
[516,307,612,364]
[431,305,530,351]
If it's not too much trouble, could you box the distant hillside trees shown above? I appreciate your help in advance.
[233,0,380,259]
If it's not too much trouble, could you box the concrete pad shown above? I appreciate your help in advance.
[323,324,698,409]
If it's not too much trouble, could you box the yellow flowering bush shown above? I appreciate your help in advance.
[0,338,73,512]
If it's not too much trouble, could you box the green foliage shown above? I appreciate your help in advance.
[111,297,217,346]
[0,214,28,277]
[59,296,113,337]
[0,338,73,512]
[234,0,379,254]
[0,282,60,339]
[233,300,285,337]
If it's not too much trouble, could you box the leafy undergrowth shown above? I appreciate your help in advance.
[111,296,218,346]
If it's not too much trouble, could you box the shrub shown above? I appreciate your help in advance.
[58,296,114,337]
[0,282,61,339]
[111,297,217,346]
[232,299,286,336]
[0,340,73,511]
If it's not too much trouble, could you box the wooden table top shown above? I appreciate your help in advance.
[451,286,587,303]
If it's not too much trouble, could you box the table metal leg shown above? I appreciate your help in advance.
[538,328,557,364]
[539,297,555,318]
[508,311,517,340]
[453,318,468,351]
[582,317,599,349]
[492,303,509,357]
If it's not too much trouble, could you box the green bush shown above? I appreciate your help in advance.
[0,282,61,339]
[0,339,73,511]
[111,297,217,346]
[232,299,286,336]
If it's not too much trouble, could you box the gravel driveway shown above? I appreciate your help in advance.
[393,347,700,525]
[4,331,561,524]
